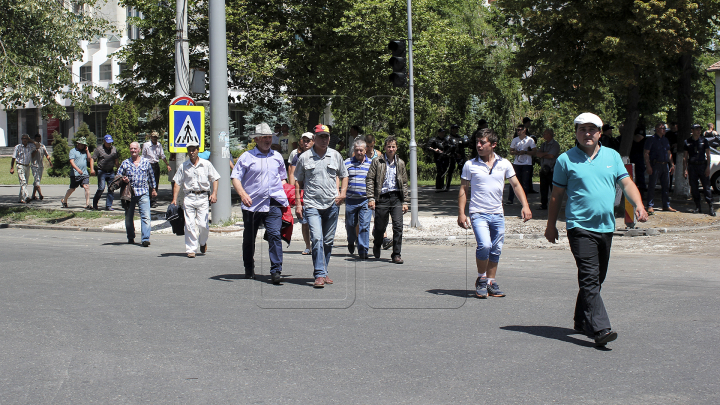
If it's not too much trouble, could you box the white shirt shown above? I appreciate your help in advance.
[13,143,36,166]
[510,136,536,165]
[142,141,166,163]
[461,154,516,214]
[381,154,398,194]
[173,158,221,192]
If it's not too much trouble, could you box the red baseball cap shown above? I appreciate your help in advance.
[314,124,330,135]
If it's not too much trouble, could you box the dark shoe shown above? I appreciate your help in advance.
[93,205,99,210]
[475,277,488,298]
[142,241,150,247]
[271,272,282,284]
[127,238,135,244]
[60,199,68,208]
[38,195,44,200]
[373,244,381,259]
[244,268,255,279]
[709,205,716,217]
[324,276,333,285]
[348,242,355,255]
[382,237,393,250]
[105,207,114,211]
[31,196,37,201]
[150,201,158,208]
[505,200,514,205]
[690,206,702,214]
[573,321,593,337]
[200,244,207,253]
[487,280,506,297]
[358,252,369,260]
[85,205,93,210]
[187,253,196,258]
[391,255,404,264]
[539,205,547,210]
[594,329,618,346]
[313,277,325,288]
[25,197,31,203]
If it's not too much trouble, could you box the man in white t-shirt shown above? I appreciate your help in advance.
[507,124,536,204]
[458,128,532,298]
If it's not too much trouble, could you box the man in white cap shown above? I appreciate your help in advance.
[171,139,220,258]
[231,123,289,283]
[545,112,648,347]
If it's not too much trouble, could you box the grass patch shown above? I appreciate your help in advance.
[0,206,102,222]
[210,215,242,228]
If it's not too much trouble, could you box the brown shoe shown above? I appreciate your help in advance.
[392,255,404,264]
[324,276,333,285]
[663,206,678,212]
[313,277,325,288]
[200,244,207,253]
[187,253,196,258]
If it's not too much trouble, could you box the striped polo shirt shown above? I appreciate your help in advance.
[344,155,371,201]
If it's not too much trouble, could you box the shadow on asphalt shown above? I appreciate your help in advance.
[101,241,134,246]
[209,274,246,282]
[158,252,194,257]
[500,325,609,349]
[426,289,474,298]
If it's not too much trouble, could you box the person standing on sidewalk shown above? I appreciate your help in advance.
[30,134,52,201]
[142,131,171,208]
[61,137,94,209]
[294,124,349,288]
[458,128,531,298]
[288,132,314,255]
[118,142,157,247]
[545,113,648,347]
[10,134,38,204]
[684,124,715,216]
[507,124,535,205]
[344,138,372,260]
[366,136,409,264]
[91,135,119,211]
[172,140,220,258]
[231,123,289,283]
[534,128,560,210]
[644,122,676,214]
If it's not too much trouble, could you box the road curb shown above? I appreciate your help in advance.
[1,223,126,233]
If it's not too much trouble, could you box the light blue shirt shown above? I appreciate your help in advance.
[380,154,398,194]
[69,147,89,177]
[230,147,288,212]
[553,146,629,233]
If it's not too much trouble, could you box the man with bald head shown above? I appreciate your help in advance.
[118,141,157,246]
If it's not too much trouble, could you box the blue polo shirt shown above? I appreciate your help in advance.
[644,134,671,163]
[553,146,629,233]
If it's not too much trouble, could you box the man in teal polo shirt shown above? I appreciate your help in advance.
[544,113,648,347]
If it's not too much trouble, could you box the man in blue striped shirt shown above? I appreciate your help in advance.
[344,139,372,259]
[118,142,157,247]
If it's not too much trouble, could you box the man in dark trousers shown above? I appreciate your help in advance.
[92,134,119,210]
[545,113,648,347]
[644,122,676,214]
[684,124,716,216]
[427,127,447,191]
[534,128,560,210]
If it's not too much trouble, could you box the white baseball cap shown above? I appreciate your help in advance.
[300,132,314,140]
[573,113,603,129]
[186,140,200,147]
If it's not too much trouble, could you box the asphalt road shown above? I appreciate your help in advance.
[1,228,719,404]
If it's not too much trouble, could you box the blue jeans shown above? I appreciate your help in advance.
[647,162,670,208]
[345,198,371,255]
[305,204,339,278]
[470,213,505,262]
[508,164,532,203]
[93,170,115,208]
[242,204,284,274]
[125,193,151,242]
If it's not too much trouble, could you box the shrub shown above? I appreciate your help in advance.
[48,131,70,177]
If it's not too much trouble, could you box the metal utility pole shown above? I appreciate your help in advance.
[407,0,420,228]
[175,0,189,205]
[208,0,231,222]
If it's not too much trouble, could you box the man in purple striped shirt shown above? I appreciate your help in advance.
[344,139,372,259]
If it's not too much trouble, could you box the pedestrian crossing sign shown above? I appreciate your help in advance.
[169,105,205,153]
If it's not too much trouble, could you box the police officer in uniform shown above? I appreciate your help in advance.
[441,124,465,192]
[427,127,447,191]
[684,124,716,216]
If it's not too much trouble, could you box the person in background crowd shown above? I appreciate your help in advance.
[364,134,382,161]
[468,119,489,160]
[271,123,282,152]
[277,123,297,164]
[684,124,715,216]
[61,136,94,209]
[288,132,314,255]
[344,139,372,260]
[644,122,676,214]
[507,124,535,205]
[534,128,560,210]
[91,134,119,211]
[31,133,52,201]
[142,131,171,208]
[703,123,718,139]
[523,117,538,194]
[10,134,39,203]
[427,127,447,191]
[600,124,619,152]
[118,142,157,246]
[629,127,647,191]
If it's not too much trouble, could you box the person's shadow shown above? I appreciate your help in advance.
[500,325,610,350]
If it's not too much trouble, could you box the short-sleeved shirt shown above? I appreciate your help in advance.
[31,144,48,168]
[289,149,299,166]
[553,146,629,233]
[461,154,516,214]
[117,157,157,196]
[510,136,536,165]
[644,135,671,163]
[344,155,371,201]
[278,134,297,161]
[685,136,711,165]
[538,139,560,169]
[69,147,89,176]
[92,145,118,172]
[173,158,221,192]
[13,143,36,166]
[294,147,349,209]
[230,147,288,212]
[142,141,166,163]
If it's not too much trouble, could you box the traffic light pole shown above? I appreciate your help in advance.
[406,0,420,228]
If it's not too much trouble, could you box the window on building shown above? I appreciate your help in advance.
[82,105,110,142]
[118,62,127,74]
[100,64,112,81]
[127,7,143,40]
[230,109,247,144]
[80,65,92,82]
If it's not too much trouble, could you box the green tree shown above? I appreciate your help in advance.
[0,0,113,120]
[48,131,70,177]
[107,101,139,161]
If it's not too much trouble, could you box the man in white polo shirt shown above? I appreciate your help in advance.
[458,128,532,298]
[507,124,536,205]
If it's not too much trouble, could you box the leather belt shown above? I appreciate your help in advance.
[188,190,208,194]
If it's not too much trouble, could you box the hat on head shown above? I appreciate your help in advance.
[477,119,487,126]
[75,136,87,145]
[573,113,603,129]
[692,123,703,129]
[251,123,274,138]
[522,117,532,123]
[300,132,314,140]
[314,124,330,136]
[150,131,159,137]
[601,124,614,131]
[186,139,200,147]
[104,134,114,143]
[437,127,446,132]
[451,123,460,129]
[21,134,30,139]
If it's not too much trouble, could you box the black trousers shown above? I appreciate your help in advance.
[567,227,613,333]
[539,166,553,207]
[150,162,161,204]
[688,164,713,207]
[374,192,403,258]
[444,158,457,190]
[434,157,447,190]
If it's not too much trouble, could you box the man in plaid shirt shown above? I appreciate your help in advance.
[118,142,157,246]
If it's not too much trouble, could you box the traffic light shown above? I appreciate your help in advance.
[388,40,406,87]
